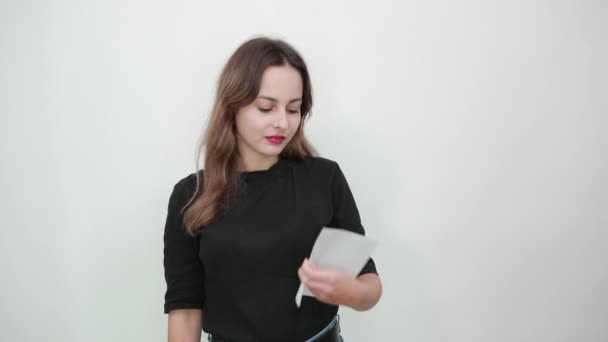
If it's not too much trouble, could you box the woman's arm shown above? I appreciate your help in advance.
[168,309,203,342]
[303,162,382,311]
[349,273,383,311]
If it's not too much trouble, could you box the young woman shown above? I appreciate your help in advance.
[163,37,382,342]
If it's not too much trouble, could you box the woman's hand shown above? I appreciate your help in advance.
[297,258,383,310]
[297,258,358,306]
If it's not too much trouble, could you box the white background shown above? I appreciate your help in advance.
[1,1,607,341]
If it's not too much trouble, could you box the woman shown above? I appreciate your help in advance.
[163,37,382,342]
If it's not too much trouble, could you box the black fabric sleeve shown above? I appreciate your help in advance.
[328,163,378,276]
[163,180,205,314]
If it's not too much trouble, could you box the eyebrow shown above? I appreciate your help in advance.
[256,96,302,104]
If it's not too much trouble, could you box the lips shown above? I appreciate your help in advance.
[265,136,286,144]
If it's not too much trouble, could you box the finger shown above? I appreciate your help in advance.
[299,260,309,276]
[298,266,309,283]
[306,268,342,284]
[301,259,309,271]
[303,259,316,273]
[302,266,328,284]
[299,262,315,277]
[305,279,334,295]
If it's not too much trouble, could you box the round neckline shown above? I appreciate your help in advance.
[237,157,288,180]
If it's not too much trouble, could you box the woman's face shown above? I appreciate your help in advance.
[235,64,303,168]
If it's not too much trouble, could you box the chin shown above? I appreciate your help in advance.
[258,147,285,157]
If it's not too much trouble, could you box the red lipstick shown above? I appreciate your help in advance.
[265,135,286,144]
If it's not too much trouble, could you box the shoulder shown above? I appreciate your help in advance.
[175,170,203,189]
[286,156,340,176]
[170,170,204,206]
[284,156,348,192]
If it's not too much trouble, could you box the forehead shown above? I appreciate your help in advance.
[258,64,303,100]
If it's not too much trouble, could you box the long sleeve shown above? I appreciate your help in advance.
[163,179,205,313]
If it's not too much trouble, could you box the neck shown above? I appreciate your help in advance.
[236,154,279,172]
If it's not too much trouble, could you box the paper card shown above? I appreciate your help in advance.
[295,227,378,307]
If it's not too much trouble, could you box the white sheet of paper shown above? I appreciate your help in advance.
[295,227,378,307]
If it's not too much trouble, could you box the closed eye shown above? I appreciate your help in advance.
[258,107,300,114]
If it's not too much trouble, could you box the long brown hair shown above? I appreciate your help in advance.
[183,37,317,235]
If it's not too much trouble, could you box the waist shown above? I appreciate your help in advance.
[207,315,341,342]
[304,315,341,342]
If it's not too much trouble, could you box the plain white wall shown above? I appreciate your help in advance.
[1,0,606,341]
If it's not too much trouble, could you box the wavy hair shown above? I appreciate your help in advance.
[183,37,317,235]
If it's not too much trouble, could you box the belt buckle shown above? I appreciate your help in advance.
[336,314,341,333]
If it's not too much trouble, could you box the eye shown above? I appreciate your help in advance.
[288,109,301,114]
[258,107,273,113]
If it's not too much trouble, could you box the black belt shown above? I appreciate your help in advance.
[208,316,341,342]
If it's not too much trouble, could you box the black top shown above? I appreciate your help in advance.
[163,156,378,341]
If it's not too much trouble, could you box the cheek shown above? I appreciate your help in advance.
[289,115,302,132]
[234,117,247,138]
[236,111,265,136]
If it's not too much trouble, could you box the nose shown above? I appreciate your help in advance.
[273,110,289,129]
